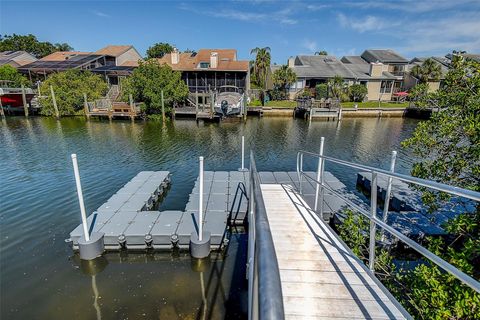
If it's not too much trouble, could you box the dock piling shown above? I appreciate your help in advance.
[21,84,29,117]
[190,156,211,258]
[71,154,104,260]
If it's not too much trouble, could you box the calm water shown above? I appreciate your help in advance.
[0,116,419,319]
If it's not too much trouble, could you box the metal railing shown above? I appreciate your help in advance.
[296,140,480,294]
[248,151,285,320]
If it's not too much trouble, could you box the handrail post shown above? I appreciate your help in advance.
[299,153,304,194]
[239,136,248,172]
[314,137,325,212]
[382,151,397,223]
[369,171,378,271]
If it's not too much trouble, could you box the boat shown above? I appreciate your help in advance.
[214,85,243,117]
[0,81,36,113]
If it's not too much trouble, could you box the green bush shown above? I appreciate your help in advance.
[269,89,287,101]
[248,99,262,106]
[349,84,367,102]
[315,83,328,99]
[296,88,313,99]
[39,69,107,116]
[0,65,30,87]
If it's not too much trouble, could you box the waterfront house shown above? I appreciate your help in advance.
[283,49,410,101]
[0,51,37,68]
[156,48,250,94]
[404,57,449,92]
[18,45,142,85]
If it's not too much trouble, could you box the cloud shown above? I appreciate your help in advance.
[337,13,390,33]
[92,10,110,18]
[302,39,317,52]
[179,2,297,25]
[345,0,479,13]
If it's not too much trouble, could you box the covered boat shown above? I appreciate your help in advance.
[214,86,243,117]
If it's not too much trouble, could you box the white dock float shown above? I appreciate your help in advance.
[261,183,410,319]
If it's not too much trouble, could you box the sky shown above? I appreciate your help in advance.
[1,0,480,64]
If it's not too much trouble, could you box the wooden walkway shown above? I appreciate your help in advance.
[261,183,410,319]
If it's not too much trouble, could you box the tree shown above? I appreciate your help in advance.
[250,47,271,89]
[0,65,30,87]
[314,50,328,55]
[315,83,328,99]
[410,58,442,84]
[327,75,347,101]
[39,70,107,116]
[271,65,296,96]
[409,83,430,108]
[55,43,73,51]
[349,84,368,102]
[146,42,174,59]
[400,55,480,318]
[123,59,189,115]
[0,34,73,58]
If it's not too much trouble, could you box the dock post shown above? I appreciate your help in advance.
[0,98,5,118]
[83,93,90,119]
[238,136,248,172]
[368,171,378,271]
[71,154,104,260]
[21,84,29,117]
[190,156,211,258]
[338,105,342,120]
[161,90,165,124]
[314,137,325,215]
[50,85,59,118]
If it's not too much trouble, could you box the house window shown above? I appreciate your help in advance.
[380,80,393,93]
[199,62,210,69]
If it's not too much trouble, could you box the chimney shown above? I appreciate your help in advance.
[210,52,218,69]
[171,48,179,64]
[369,62,384,77]
[288,56,295,67]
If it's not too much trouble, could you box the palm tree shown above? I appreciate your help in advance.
[410,58,442,83]
[272,65,297,96]
[250,47,271,90]
[314,50,328,55]
[327,75,346,100]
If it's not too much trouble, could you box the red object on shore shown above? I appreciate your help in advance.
[393,91,409,96]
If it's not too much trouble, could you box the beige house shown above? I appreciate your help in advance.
[404,57,449,92]
[285,49,409,101]
[0,51,37,68]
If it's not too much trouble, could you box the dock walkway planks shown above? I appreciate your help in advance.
[261,183,410,319]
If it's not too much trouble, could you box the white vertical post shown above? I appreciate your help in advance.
[198,156,204,241]
[241,136,245,170]
[314,137,325,211]
[382,151,397,223]
[71,154,90,242]
[369,171,378,271]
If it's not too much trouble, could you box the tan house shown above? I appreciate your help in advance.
[157,48,250,93]
[0,51,37,68]
[404,57,449,92]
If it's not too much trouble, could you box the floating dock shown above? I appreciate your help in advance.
[70,170,349,252]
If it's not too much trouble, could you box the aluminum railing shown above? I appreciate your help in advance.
[248,151,285,320]
[296,140,480,294]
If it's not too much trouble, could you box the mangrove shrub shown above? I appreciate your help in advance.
[39,70,107,116]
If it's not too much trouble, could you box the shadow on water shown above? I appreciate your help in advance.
[0,116,419,319]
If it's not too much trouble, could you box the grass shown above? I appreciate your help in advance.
[264,100,297,108]
[341,101,409,109]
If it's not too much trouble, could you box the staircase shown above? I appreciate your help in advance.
[106,85,120,102]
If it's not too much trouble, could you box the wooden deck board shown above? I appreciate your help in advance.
[261,183,409,320]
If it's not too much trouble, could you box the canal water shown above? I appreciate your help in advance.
[0,116,419,319]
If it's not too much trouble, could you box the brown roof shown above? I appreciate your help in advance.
[157,49,248,71]
[120,60,140,67]
[40,51,92,61]
[95,45,132,57]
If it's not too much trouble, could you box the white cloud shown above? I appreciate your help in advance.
[337,13,390,33]
[345,0,479,13]
[302,39,317,52]
[92,10,110,18]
